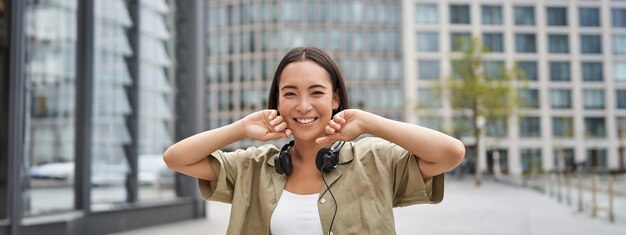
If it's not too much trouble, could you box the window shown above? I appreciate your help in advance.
[519,89,539,108]
[587,149,607,170]
[453,116,475,137]
[553,117,574,137]
[24,0,78,215]
[483,33,503,52]
[515,6,535,25]
[417,32,439,52]
[520,117,541,137]
[547,7,567,26]
[485,61,504,78]
[419,116,442,131]
[138,1,177,202]
[618,117,626,138]
[580,8,600,26]
[550,89,572,108]
[615,62,626,82]
[582,62,603,81]
[451,59,470,80]
[450,5,470,24]
[482,5,502,25]
[487,118,508,137]
[585,117,606,137]
[416,3,438,24]
[617,90,626,108]
[418,60,440,80]
[550,62,570,81]
[583,89,605,109]
[548,34,569,53]
[581,35,602,54]
[418,88,441,108]
[451,32,471,52]
[515,34,536,53]
[518,61,538,81]
[613,8,626,27]
[521,149,542,175]
[613,35,626,54]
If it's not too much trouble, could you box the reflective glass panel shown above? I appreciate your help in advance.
[138,0,176,201]
[514,6,535,25]
[582,62,602,81]
[580,8,600,27]
[482,5,502,25]
[548,34,568,53]
[585,117,605,138]
[547,7,567,26]
[552,117,574,137]
[23,0,78,215]
[416,3,438,24]
[519,117,540,137]
[91,0,132,210]
[613,8,626,27]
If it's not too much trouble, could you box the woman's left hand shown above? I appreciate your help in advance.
[315,109,369,144]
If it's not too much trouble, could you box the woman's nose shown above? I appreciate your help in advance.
[296,98,313,112]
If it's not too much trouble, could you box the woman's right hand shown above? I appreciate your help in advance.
[238,110,291,141]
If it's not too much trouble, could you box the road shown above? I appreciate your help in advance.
[115,179,626,235]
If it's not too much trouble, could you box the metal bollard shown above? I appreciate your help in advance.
[565,172,572,206]
[608,176,614,223]
[591,175,597,217]
[577,171,583,213]
[556,172,562,203]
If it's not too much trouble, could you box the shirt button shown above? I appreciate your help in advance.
[320,198,326,204]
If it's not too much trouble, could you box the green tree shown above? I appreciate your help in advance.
[420,38,526,186]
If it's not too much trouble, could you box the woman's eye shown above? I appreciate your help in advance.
[283,92,296,97]
[312,91,325,95]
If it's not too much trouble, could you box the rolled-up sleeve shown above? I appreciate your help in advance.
[369,138,444,207]
[197,150,239,203]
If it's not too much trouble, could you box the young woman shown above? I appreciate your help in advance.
[163,47,465,235]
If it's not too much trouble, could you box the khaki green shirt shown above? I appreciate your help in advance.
[198,137,444,235]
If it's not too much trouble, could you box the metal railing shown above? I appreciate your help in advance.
[540,170,620,223]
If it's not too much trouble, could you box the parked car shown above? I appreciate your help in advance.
[29,155,173,187]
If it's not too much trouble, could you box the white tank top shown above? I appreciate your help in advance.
[270,190,323,235]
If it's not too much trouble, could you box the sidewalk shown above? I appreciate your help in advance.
[114,179,626,235]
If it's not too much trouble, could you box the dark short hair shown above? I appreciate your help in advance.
[267,47,349,116]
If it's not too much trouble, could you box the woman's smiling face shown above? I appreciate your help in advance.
[278,60,339,142]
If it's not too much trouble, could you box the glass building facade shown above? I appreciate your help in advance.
[2,0,204,234]
[206,0,403,149]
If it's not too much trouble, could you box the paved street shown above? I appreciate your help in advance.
[115,179,626,235]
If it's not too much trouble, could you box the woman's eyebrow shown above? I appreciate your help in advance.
[280,84,328,90]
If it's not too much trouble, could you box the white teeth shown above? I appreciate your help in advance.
[296,118,316,124]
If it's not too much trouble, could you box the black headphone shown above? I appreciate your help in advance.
[275,140,345,175]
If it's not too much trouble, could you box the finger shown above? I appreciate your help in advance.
[316,134,340,145]
[269,115,283,126]
[263,132,288,141]
[274,121,288,132]
[328,120,342,130]
[267,110,277,120]
[315,136,329,145]
[284,129,292,136]
[333,115,346,125]
[325,125,336,135]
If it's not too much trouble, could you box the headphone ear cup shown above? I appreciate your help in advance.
[279,151,292,175]
[316,148,338,173]
[275,140,294,175]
